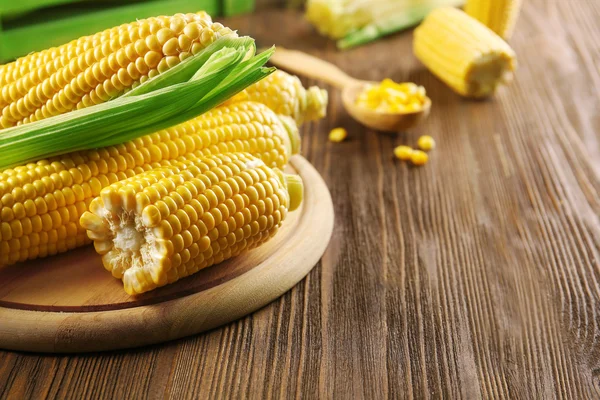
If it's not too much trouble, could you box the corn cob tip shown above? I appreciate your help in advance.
[305,87,329,122]
[284,174,303,212]
[277,115,302,156]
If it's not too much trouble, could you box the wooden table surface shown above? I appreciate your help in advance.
[1,1,599,398]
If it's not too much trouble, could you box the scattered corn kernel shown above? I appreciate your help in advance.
[356,79,427,114]
[393,146,414,161]
[410,150,429,166]
[417,135,435,151]
[329,127,348,142]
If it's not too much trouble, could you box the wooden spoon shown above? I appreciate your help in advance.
[269,48,431,132]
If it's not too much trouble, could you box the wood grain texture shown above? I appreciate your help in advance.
[1,0,599,397]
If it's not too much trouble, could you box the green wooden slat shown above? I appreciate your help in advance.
[223,0,254,16]
[0,0,219,62]
[0,0,85,16]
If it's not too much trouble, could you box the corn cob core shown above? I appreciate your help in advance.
[0,12,236,129]
[80,152,303,294]
[228,70,328,125]
[413,7,517,98]
[465,0,522,40]
[0,101,299,266]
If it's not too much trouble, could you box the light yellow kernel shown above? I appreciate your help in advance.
[410,150,429,166]
[394,145,414,161]
[417,135,436,151]
[328,127,347,143]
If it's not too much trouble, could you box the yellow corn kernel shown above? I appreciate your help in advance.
[465,0,522,40]
[227,70,328,125]
[329,127,347,143]
[413,7,517,98]
[0,101,301,266]
[356,79,427,113]
[81,152,303,295]
[410,150,429,166]
[0,13,236,129]
[417,135,435,151]
[394,146,414,161]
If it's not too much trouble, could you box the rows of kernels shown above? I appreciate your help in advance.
[0,12,236,128]
[228,70,328,124]
[0,196,91,265]
[83,153,290,294]
[0,102,293,266]
[0,102,289,199]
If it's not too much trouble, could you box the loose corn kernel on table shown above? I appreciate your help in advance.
[1,0,599,398]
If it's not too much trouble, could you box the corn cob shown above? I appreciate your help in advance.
[413,7,517,98]
[306,0,465,41]
[0,102,299,266]
[0,12,236,129]
[228,70,328,125]
[465,0,522,40]
[80,152,303,294]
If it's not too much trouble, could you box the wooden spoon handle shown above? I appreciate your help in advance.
[269,48,358,89]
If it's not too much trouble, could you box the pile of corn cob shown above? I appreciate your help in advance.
[0,13,329,295]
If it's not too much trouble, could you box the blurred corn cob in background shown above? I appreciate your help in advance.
[413,7,516,98]
[465,0,522,40]
[305,0,464,49]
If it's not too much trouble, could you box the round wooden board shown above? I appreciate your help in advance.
[0,156,333,353]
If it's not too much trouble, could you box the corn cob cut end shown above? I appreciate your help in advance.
[305,86,329,122]
[283,174,303,212]
[464,51,516,98]
[277,115,302,156]
[81,153,303,295]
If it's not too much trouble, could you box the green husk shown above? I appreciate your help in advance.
[0,37,274,170]
[123,36,255,97]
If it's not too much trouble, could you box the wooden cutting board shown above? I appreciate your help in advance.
[0,156,333,353]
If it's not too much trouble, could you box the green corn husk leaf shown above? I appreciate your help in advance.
[0,39,275,170]
[123,35,255,97]
[90,48,276,148]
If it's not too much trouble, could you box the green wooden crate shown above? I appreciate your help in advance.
[0,0,254,62]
